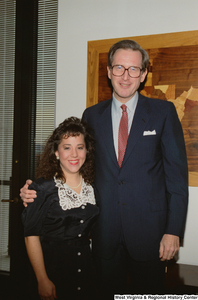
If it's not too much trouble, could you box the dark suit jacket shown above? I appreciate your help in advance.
[82,93,188,261]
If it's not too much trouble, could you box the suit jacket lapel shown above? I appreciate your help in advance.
[97,99,118,168]
[122,94,151,167]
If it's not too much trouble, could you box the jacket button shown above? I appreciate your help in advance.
[119,181,124,185]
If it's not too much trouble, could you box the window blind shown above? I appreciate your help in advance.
[35,0,58,162]
[0,0,16,272]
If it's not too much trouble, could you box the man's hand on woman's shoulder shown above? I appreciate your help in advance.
[20,179,36,207]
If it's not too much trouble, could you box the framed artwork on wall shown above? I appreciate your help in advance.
[87,30,198,186]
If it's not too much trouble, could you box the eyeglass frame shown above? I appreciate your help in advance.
[110,64,144,78]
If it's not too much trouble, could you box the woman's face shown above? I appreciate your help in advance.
[55,134,87,177]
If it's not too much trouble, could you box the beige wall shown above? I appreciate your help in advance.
[56,0,198,265]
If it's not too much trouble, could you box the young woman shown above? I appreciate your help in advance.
[22,117,99,300]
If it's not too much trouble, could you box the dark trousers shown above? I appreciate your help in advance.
[94,242,166,299]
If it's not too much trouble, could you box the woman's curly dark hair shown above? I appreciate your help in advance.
[35,117,95,184]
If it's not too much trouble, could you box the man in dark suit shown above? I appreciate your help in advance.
[83,39,188,296]
[21,40,188,297]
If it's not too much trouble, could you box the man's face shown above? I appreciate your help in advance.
[107,49,147,103]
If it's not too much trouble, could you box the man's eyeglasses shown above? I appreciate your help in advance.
[110,65,143,78]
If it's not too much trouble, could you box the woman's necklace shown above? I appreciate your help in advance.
[67,176,82,189]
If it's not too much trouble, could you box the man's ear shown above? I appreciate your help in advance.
[107,66,112,80]
[140,69,148,83]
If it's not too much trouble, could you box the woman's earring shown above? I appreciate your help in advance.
[56,156,59,160]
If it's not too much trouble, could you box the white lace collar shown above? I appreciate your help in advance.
[54,177,96,211]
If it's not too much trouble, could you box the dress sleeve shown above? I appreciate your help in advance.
[21,178,52,237]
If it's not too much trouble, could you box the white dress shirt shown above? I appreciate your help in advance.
[111,92,138,158]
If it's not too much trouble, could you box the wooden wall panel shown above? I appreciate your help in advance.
[87,31,198,186]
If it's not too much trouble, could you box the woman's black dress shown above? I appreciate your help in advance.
[22,177,99,300]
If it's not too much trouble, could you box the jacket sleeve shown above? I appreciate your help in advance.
[161,102,188,238]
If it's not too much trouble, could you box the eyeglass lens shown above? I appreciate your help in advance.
[112,65,141,78]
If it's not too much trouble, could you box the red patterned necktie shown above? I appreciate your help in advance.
[118,104,128,168]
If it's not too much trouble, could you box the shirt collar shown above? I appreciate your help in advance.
[112,91,139,113]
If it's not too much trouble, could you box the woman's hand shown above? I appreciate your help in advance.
[38,277,57,300]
